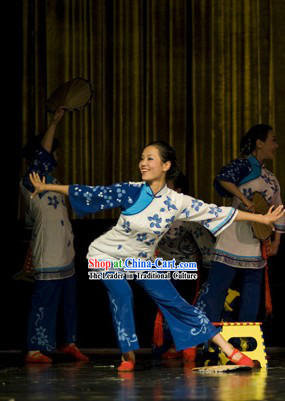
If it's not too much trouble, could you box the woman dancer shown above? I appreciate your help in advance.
[21,109,88,363]
[152,172,215,362]
[196,125,285,324]
[29,141,284,371]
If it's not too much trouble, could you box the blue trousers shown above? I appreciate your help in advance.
[153,277,198,353]
[196,262,264,322]
[102,277,220,353]
[27,274,77,351]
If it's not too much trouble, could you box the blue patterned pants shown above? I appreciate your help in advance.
[196,261,264,322]
[102,276,220,353]
[27,274,77,351]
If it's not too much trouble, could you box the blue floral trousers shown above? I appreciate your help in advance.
[196,261,264,322]
[102,276,220,353]
[27,274,77,351]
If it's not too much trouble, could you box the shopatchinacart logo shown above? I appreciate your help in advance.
[87,258,198,280]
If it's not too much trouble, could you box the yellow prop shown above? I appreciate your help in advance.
[216,322,267,368]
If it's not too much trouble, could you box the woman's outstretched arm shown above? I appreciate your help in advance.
[29,171,142,218]
[29,172,69,197]
[234,207,284,228]
[177,193,284,236]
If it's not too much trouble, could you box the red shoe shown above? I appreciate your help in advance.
[228,348,254,367]
[25,351,52,363]
[117,360,135,372]
[183,347,197,362]
[162,348,183,359]
[60,344,89,361]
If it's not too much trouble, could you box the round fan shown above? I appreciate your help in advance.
[192,365,253,373]
[251,192,273,240]
[46,78,93,112]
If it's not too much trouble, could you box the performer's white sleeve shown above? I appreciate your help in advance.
[177,195,238,237]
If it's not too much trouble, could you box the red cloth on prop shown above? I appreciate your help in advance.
[153,309,164,347]
[262,240,272,316]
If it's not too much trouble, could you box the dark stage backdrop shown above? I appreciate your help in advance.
[5,0,285,349]
[18,0,284,218]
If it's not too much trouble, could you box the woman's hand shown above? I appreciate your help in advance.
[266,240,279,256]
[243,199,255,213]
[29,172,47,199]
[219,180,255,212]
[52,107,65,125]
[262,205,285,227]
[265,232,281,257]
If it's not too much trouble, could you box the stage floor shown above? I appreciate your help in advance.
[1,348,285,401]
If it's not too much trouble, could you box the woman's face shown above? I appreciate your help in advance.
[139,146,170,182]
[257,130,278,160]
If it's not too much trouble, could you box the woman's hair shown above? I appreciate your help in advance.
[169,171,189,194]
[240,124,272,156]
[147,140,180,180]
[22,134,60,163]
